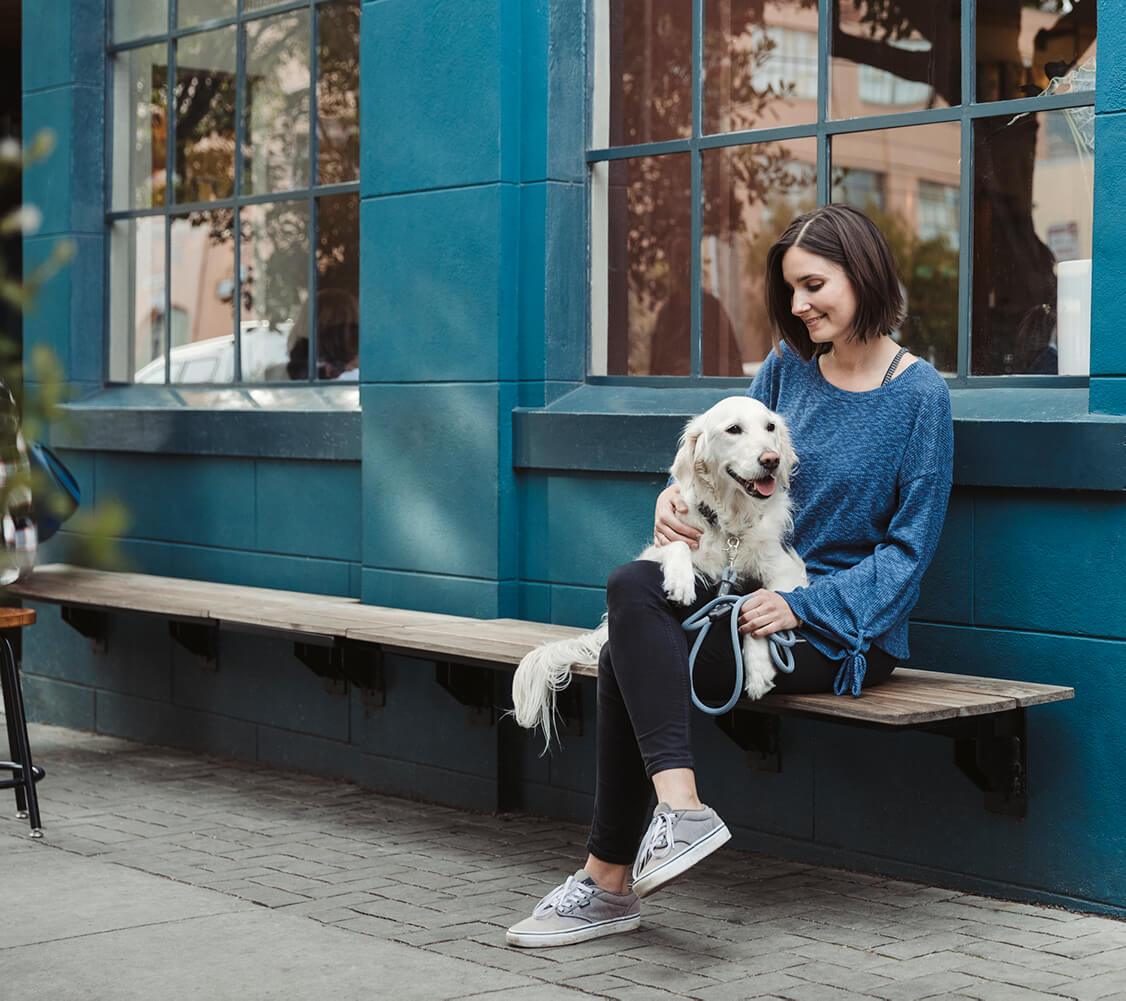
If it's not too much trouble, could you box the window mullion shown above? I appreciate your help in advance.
[165,17,176,386]
[308,0,319,383]
[690,0,703,378]
[955,0,975,386]
[233,17,247,382]
[816,0,830,207]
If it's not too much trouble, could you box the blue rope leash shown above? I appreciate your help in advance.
[681,578,798,716]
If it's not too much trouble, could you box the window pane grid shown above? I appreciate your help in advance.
[107,0,359,386]
[108,0,340,54]
[589,0,1096,385]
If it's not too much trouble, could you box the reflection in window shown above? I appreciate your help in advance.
[832,123,961,374]
[830,0,958,120]
[703,140,817,374]
[318,1,361,185]
[244,11,311,194]
[832,168,885,214]
[977,0,1096,104]
[110,43,168,210]
[109,1,360,383]
[704,2,818,135]
[600,0,692,146]
[857,39,934,107]
[167,210,236,384]
[595,154,691,375]
[178,0,234,29]
[174,27,237,202]
[315,194,360,380]
[973,109,1094,376]
[112,0,168,43]
[918,181,959,249]
[109,217,166,382]
[241,201,310,382]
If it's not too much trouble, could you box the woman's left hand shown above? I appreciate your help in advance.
[738,590,800,637]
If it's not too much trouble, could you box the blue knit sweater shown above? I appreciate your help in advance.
[748,343,953,694]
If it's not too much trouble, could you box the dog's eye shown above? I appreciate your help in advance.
[766,422,776,432]
[726,425,742,435]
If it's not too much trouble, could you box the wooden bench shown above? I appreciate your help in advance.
[11,563,1074,817]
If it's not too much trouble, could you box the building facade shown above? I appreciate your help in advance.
[19,0,1126,915]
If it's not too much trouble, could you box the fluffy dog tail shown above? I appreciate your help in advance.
[511,620,608,751]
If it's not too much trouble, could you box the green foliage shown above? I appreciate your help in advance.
[0,131,129,574]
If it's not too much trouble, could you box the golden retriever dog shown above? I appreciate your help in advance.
[512,396,808,747]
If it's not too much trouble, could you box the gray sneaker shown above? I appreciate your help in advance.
[631,802,731,898]
[506,869,641,948]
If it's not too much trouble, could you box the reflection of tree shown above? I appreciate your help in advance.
[238,202,308,330]
[173,34,237,201]
[838,0,1095,374]
[611,2,821,373]
[244,12,310,193]
[317,1,361,185]
[858,200,958,371]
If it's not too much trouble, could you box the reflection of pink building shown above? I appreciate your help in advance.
[169,220,236,350]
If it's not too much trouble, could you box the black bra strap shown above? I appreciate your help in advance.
[881,346,908,386]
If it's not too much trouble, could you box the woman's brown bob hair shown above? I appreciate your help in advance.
[764,204,905,361]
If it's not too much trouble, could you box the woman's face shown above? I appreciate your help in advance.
[781,245,858,347]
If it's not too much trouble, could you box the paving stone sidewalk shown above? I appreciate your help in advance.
[5,723,1126,1000]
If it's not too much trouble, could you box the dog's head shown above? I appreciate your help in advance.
[670,397,797,511]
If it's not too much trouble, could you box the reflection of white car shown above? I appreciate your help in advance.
[134,324,292,383]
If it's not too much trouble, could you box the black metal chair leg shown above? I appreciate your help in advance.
[0,637,41,836]
[2,667,27,815]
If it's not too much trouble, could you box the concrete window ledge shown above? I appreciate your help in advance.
[513,385,1126,492]
[48,386,361,461]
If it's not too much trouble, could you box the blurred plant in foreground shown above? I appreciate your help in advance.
[0,130,129,576]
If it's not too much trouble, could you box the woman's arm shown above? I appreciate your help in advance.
[773,469,951,650]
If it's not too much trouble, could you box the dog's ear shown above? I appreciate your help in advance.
[775,415,798,489]
[670,414,707,486]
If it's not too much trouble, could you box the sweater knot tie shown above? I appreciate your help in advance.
[834,648,867,698]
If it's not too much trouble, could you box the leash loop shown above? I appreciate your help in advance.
[682,592,798,716]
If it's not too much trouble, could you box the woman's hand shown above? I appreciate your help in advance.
[653,483,702,549]
[738,590,800,637]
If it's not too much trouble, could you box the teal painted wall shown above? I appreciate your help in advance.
[16,0,1126,917]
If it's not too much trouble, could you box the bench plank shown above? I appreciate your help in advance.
[11,565,1074,728]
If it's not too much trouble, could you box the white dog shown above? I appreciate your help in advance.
[512,396,808,747]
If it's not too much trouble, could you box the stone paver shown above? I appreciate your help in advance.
[5,722,1126,1001]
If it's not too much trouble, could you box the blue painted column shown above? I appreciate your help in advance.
[358,0,586,617]
[1090,0,1126,414]
[21,0,106,398]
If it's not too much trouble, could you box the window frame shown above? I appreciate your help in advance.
[103,0,360,387]
[585,0,1096,389]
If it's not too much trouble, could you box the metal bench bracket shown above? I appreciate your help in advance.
[170,621,218,670]
[61,606,107,654]
[436,662,494,725]
[556,683,583,737]
[716,710,781,772]
[294,639,386,700]
[924,709,1028,818]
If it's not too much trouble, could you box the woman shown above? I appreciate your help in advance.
[506,205,953,948]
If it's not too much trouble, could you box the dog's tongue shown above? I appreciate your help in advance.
[754,476,777,497]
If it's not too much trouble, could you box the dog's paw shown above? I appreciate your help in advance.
[743,638,776,700]
[662,564,697,606]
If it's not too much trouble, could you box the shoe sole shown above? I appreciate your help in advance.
[632,822,732,899]
[505,913,641,948]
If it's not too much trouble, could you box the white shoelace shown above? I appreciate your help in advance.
[534,874,595,916]
[632,809,676,880]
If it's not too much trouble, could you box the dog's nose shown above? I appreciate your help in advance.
[760,452,780,471]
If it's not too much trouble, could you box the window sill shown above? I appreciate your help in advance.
[49,385,361,461]
[513,384,1126,491]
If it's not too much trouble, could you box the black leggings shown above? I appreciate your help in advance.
[585,560,897,865]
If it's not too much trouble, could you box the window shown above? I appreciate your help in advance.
[106,0,360,385]
[589,0,1096,382]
